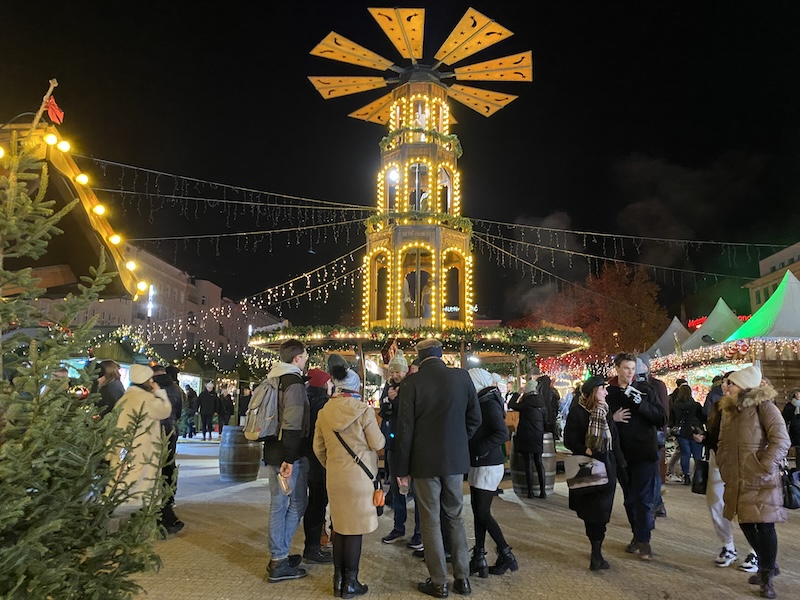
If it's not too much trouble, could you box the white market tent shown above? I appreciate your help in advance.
[681,297,743,351]
[726,270,800,340]
[646,316,691,358]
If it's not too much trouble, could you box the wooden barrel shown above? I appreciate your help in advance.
[219,426,262,482]
[509,432,557,497]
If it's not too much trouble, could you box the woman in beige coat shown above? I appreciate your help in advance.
[314,362,385,599]
[717,365,790,599]
[106,364,172,516]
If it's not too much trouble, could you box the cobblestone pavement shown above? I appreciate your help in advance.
[135,441,800,599]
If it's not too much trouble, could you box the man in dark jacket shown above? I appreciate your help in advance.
[636,354,670,518]
[197,382,219,441]
[394,338,482,598]
[152,365,185,535]
[703,376,724,418]
[184,384,199,438]
[302,368,333,564]
[607,352,667,561]
[263,339,310,583]
[218,386,234,435]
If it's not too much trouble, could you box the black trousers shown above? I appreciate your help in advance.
[200,414,214,437]
[470,487,507,550]
[304,476,328,550]
[740,522,777,571]
[333,533,362,572]
[523,452,545,495]
[584,521,607,543]
[160,427,179,526]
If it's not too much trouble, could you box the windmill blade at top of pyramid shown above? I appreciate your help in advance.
[433,7,513,68]
[447,84,518,117]
[454,51,533,82]
[368,7,425,64]
[348,91,395,125]
[310,32,397,72]
[308,76,388,99]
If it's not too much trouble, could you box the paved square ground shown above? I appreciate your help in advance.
[134,441,800,599]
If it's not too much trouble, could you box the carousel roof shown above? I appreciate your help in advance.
[726,270,800,340]
[681,298,743,351]
[249,325,589,360]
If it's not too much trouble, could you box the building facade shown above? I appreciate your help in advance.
[33,243,283,355]
[745,241,800,311]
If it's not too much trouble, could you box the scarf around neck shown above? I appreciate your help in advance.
[580,397,612,453]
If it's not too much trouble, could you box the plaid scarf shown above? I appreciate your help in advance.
[580,397,612,453]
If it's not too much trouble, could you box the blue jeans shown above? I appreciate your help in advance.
[387,451,420,536]
[266,457,309,560]
[619,461,658,543]
[652,447,665,508]
[415,475,470,585]
[678,437,703,477]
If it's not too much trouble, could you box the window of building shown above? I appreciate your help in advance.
[755,290,761,305]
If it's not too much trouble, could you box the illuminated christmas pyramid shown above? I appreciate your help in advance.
[308,7,532,330]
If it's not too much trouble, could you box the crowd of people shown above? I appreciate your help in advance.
[89,340,795,599]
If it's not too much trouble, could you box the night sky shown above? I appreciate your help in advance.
[3,1,800,325]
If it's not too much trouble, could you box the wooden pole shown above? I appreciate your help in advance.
[460,340,466,369]
[28,78,59,137]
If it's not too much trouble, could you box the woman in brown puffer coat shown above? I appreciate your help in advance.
[716,365,790,599]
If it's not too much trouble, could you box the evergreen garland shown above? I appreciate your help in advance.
[0,134,165,599]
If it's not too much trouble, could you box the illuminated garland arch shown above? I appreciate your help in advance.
[249,324,590,359]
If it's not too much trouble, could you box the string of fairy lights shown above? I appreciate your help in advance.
[124,245,366,352]
[60,153,793,380]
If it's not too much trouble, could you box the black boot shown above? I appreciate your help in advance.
[342,570,368,599]
[488,546,518,575]
[333,567,343,598]
[683,474,691,486]
[589,540,609,571]
[759,570,776,599]
[469,547,489,578]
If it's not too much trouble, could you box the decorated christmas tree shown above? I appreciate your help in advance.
[0,131,165,599]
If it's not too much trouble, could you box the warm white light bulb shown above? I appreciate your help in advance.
[56,140,70,152]
[75,173,89,185]
[44,134,58,145]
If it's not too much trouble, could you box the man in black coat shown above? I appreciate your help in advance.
[607,352,667,561]
[393,339,482,598]
[152,365,185,535]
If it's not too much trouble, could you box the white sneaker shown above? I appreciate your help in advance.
[715,547,737,567]
[666,473,683,483]
[738,552,758,572]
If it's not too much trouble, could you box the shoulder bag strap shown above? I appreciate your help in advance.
[334,430,376,482]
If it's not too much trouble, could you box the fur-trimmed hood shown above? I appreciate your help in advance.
[718,385,778,414]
